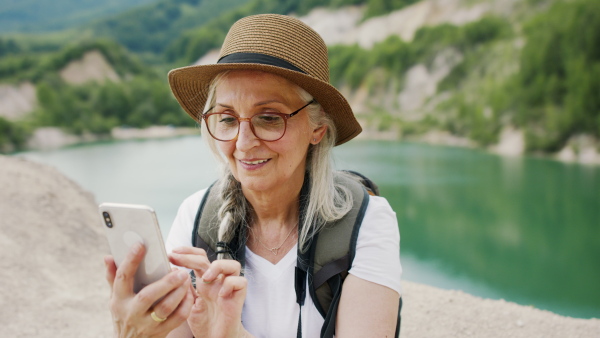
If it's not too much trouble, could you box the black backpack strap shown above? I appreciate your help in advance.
[319,274,343,337]
[295,173,312,338]
[396,297,403,337]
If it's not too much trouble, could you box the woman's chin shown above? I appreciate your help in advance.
[240,180,275,194]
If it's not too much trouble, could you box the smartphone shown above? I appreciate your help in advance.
[99,203,171,293]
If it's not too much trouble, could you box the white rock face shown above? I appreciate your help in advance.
[0,82,37,120]
[60,50,120,85]
[298,6,364,45]
[296,0,517,49]
[556,134,600,165]
[111,125,197,140]
[398,48,463,114]
[490,126,525,157]
[195,48,220,65]
[195,0,518,66]
[27,127,82,150]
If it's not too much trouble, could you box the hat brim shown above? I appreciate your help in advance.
[168,63,361,146]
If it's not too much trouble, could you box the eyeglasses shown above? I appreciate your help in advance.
[202,100,315,142]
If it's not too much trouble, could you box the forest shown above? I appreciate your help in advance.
[0,0,598,155]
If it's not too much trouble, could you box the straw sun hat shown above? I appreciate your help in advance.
[168,14,361,146]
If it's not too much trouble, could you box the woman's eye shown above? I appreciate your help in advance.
[219,116,237,124]
[256,114,283,123]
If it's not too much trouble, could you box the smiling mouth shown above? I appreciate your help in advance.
[240,159,269,165]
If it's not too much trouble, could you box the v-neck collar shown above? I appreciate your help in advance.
[245,243,298,279]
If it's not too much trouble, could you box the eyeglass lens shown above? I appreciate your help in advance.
[205,113,286,141]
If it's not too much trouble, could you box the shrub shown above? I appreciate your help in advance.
[517,0,600,150]
[0,117,29,153]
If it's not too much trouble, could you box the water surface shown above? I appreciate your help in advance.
[19,137,600,318]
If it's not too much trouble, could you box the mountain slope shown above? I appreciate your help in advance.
[300,0,599,161]
[0,0,597,162]
[0,0,158,33]
[90,0,250,55]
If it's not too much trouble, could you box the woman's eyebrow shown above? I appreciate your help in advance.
[215,100,286,108]
[254,100,284,107]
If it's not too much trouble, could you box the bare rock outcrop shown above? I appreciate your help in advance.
[0,82,37,120]
[60,50,120,85]
[0,155,112,337]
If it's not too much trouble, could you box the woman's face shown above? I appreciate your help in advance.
[213,70,325,196]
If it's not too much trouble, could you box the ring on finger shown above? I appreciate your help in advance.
[151,311,167,323]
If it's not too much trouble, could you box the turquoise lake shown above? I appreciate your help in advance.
[19,136,600,319]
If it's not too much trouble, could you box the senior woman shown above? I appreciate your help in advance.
[104,14,401,338]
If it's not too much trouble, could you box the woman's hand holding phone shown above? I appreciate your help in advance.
[104,243,194,338]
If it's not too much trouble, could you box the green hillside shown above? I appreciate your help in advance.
[322,0,599,153]
[0,0,158,33]
[0,39,193,153]
[0,0,598,157]
[90,0,250,56]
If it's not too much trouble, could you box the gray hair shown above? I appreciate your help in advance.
[201,71,353,255]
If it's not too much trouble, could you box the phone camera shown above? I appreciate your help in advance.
[103,211,113,228]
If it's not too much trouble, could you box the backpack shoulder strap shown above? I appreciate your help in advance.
[192,182,219,262]
[309,172,370,337]
[312,172,402,338]
[341,169,380,196]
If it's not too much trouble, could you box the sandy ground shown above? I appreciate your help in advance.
[401,282,599,337]
[0,155,598,337]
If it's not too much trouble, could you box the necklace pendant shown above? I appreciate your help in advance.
[270,248,279,255]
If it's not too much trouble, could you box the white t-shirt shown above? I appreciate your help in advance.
[166,189,402,338]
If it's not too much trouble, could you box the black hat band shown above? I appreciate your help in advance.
[218,52,307,74]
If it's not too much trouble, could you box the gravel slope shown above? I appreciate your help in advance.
[0,155,112,337]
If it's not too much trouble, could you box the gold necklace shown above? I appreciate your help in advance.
[251,223,298,256]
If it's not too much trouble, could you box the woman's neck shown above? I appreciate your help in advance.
[242,171,305,231]
[243,177,303,263]
[245,187,300,232]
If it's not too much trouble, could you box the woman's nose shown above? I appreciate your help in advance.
[236,120,260,151]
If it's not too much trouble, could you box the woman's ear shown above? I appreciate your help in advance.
[311,125,327,145]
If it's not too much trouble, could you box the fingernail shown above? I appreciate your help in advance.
[202,269,214,281]
[177,270,188,281]
[132,242,143,254]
